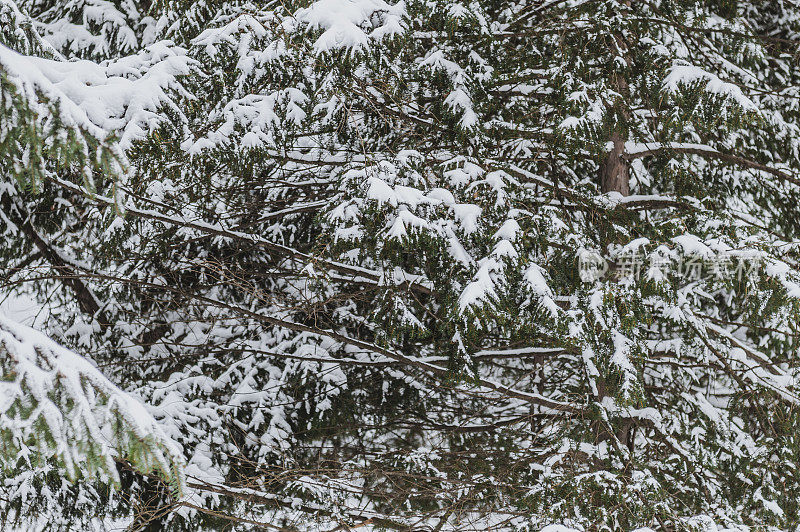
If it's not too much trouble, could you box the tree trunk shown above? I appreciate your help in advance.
[600,1,632,197]
[600,129,630,196]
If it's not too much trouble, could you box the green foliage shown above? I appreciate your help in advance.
[4,0,800,529]
[0,316,185,499]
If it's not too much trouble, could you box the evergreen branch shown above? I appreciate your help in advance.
[621,144,800,187]
[47,174,434,296]
[0,314,185,497]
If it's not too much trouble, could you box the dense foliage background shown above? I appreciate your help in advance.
[3,0,800,529]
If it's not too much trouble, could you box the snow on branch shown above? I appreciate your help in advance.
[0,313,185,497]
[663,61,759,113]
[0,39,191,152]
[292,0,406,54]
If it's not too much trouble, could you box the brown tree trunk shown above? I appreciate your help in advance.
[600,0,632,197]
[600,129,630,196]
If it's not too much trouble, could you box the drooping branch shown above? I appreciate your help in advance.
[2,199,108,326]
[48,174,433,296]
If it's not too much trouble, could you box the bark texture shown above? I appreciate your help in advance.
[600,131,630,196]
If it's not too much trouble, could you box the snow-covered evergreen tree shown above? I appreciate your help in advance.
[3,0,800,529]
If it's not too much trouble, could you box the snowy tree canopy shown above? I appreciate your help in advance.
[3,0,800,530]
